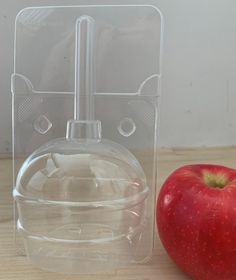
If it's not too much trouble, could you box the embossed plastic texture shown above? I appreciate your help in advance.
[12,4,163,274]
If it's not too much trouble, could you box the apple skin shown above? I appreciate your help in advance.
[157,164,236,280]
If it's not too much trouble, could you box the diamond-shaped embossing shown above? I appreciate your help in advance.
[33,115,52,134]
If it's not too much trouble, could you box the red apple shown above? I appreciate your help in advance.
[157,164,236,280]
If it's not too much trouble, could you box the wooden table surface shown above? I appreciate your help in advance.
[1,147,236,280]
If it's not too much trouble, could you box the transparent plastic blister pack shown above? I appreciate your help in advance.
[12,3,163,274]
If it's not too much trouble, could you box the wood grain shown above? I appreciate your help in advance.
[1,147,236,280]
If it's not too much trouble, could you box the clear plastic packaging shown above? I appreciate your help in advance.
[12,3,163,274]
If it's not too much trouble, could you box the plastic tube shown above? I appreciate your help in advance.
[74,15,95,121]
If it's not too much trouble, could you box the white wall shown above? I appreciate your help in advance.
[159,0,236,148]
[1,0,236,154]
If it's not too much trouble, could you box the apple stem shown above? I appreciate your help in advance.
[203,172,229,189]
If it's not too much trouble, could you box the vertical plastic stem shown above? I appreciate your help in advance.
[66,16,101,140]
[74,16,95,121]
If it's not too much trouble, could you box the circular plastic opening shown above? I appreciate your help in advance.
[118,118,136,137]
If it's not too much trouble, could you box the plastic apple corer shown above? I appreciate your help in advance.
[13,15,149,274]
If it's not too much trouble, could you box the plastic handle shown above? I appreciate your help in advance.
[66,16,101,140]
[74,16,95,121]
